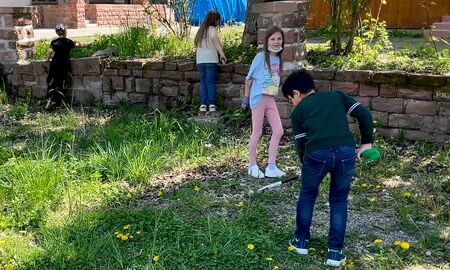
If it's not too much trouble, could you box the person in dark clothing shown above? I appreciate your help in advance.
[281,69,374,267]
[45,24,75,111]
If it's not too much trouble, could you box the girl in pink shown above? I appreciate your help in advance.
[241,26,286,178]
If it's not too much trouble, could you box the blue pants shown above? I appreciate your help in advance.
[295,146,356,249]
[197,63,217,106]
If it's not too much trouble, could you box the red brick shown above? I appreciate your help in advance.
[371,111,388,126]
[314,80,330,92]
[371,97,404,113]
[405,100,437,116]
[354,96,371,108]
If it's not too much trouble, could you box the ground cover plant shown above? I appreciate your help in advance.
[0,91,448,269]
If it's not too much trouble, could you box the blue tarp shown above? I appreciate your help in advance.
[188,0,247,25]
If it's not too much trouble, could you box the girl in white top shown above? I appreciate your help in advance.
[194,10,227,112]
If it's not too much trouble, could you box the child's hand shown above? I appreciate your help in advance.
[241,96,249,109]
[356,143,373,162]
[220,55,227,64]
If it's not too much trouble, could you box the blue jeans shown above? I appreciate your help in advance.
[197,63,217,106]
[295,146,356,249]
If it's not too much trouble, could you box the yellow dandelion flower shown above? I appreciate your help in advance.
[266,257,273,261]
[349,260,354,265]
[400,242,410,250]
[116,233,123,238]
[121,235,129,241]
[0,240,5,245]
[157,191,163,197]
[288,245,296,252]
[394,241,401,246]
[376,185,382,189]
[194,186,200,192]
[342,261,347,267]
[114,231,119,235]
[5,264,14,270]
[361,183,368,188]
[308,247,316,253]
[153,255,160,262]
[247,244,255,251]
[238,201,244,207]
[369,197,376,203]
[123,224,131,230]
[404,192,411,198]
[126,193,133,199]
[374,239,383,245]
[273,266,279,270]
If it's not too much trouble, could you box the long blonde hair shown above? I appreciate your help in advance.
[194,11,221,47]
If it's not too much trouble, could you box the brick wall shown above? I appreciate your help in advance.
[2,58,449,142]
[87,4,164,27]
[36,0,85,28]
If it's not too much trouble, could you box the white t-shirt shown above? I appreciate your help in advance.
[196,26,219,64]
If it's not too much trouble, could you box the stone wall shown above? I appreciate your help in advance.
[0,6,37,61]
[2,58,449,142]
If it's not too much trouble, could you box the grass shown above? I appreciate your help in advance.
[0,95,449,269]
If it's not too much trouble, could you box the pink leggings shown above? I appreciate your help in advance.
[249,95,284,165]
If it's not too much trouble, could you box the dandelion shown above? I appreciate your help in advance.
[361,183,368,188]
[116,233,123,238]
[394,241,401,246]
[194,186,200,192]
[369,197,376,203]
[404,192,411,198]
[288,245,295,252]
[123,224,131,230]
[238,201,244,207]
[348,260,354,265]
[153,255,159,262]
[5,264,14,270]
[266,257,273,261]
[400,242,410,250]
[342,261,347,267]
[114,231,119,235]
[157,191,163,197]
[308,247,316,253]
[374,239,383,245]
[0,240,5,246]
[121,235,129,241]
[247,244,255,251]
[126,193,133,199]
[376,185,382,189]
[273,266,279,270]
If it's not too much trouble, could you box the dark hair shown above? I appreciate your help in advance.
[263,26,284,74]
[281,69,315,98]
[55,24,66,36]
[194,11,221,47]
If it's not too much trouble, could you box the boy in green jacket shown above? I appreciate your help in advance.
[281,69,374,267]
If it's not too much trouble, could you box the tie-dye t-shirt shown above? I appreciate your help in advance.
[245,51,280,109]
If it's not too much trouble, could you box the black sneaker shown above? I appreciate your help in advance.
[289,237,309,255]
[326,248,346,267]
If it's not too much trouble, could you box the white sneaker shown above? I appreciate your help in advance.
[265,165,286,178]
[199,105,207,112]
[248,165,264,178]
[209,104,216,112]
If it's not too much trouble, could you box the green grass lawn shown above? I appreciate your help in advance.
[0,98,449,270]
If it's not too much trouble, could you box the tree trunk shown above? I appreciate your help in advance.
[241,0,269,47]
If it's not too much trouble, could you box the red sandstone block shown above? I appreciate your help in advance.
[371,97,404,113]
[379,84,397,97]
[332,81,359,96]
[405,100,437,116]
[359,83,379,97]
[398,88,432,101]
